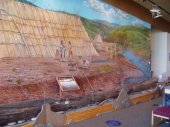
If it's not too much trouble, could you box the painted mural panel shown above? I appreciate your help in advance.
[27,0,151,80]
[0,0,153,125]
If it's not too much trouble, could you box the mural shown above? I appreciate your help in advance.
[0,0,152,125]
[22,0,152,86]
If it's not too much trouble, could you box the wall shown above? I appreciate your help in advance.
[167,33,170,77]
[151,30,168,81]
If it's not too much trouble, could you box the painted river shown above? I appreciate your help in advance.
[123,50,151,84]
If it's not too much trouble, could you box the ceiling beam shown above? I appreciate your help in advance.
[104,0,170,33]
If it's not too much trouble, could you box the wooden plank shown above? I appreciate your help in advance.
[66,104,113,123]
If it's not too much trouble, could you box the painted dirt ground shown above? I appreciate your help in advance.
[0,52,142,104]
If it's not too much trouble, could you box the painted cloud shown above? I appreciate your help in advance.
[83,0,130,19]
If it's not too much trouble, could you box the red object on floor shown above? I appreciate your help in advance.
[153,107,170,118]
[151,107,170,126]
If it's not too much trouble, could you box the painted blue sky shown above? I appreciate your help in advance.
[26,0,151,29]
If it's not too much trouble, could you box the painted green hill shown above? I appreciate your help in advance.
[106,25,151,59]
[81,17,119,40]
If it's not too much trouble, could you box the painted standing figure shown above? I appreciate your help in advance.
[60,40,66,61]
[68,41,73,58]
[55,49,60,60]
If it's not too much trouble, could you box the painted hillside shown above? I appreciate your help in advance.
[106,25,151,59]
[81,17,120,39]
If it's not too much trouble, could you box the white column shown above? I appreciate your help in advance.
[167,33,170,77]
[151,29,168,81]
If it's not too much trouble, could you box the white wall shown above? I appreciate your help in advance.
[167,33,170,77]
[151,30,168,80]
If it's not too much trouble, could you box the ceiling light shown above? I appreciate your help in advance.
[153,13,162,18]
[150,5,162,18]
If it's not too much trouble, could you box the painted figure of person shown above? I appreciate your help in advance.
[68,41,73,58]
[77,56,83,67]
[60,40,66,61]
[82,59,90,69]
[77,56,90,69]
[55,49,60,60]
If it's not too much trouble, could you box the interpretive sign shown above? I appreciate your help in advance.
[56,76,80,92]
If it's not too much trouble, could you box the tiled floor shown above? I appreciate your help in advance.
[66,97,163,127]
